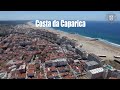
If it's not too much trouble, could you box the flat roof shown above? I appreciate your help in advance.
[52,58,67,62]
[89,67,104,74]
[74,60,80,63]
[86,61,98,66]
[19,65,26,70]
[89,53,102,60]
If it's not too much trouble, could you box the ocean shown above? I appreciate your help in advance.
[0,20,120,47]
[0,20,30,25]
[52,21,120,47]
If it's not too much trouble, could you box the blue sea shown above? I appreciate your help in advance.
[0,20,120,47]
[0,20,30,25]
[51,21,120,47]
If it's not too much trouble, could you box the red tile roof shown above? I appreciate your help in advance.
[52,72,58,77]
[50,66,56,71]
[17,73,26,79]
[28,64,35,69]
[109,77,118,79]
[37,73,44,79]
[63,75,75,79]
[27,69,34,74]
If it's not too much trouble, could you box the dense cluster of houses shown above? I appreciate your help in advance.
[0,25,120,79]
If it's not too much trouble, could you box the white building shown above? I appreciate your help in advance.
[86,67,104,79]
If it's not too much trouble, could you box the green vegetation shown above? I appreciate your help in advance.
[104,60,120,70]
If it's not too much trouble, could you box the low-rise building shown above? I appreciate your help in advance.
[27,69,35,78]
[17,73,26,79]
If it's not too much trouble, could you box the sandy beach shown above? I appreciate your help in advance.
[46,28,120,61]
[25,22,120,61]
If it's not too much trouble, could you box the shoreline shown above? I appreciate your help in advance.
[24,22,120,61]
[29,21,120,48]
[46,28,120,60]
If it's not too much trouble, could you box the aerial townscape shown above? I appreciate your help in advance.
[0,22,120,79]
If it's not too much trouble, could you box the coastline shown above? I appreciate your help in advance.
[25,22,120,61]
[46,28,120,60]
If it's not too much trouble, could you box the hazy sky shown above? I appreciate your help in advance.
[0,11,120,21]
